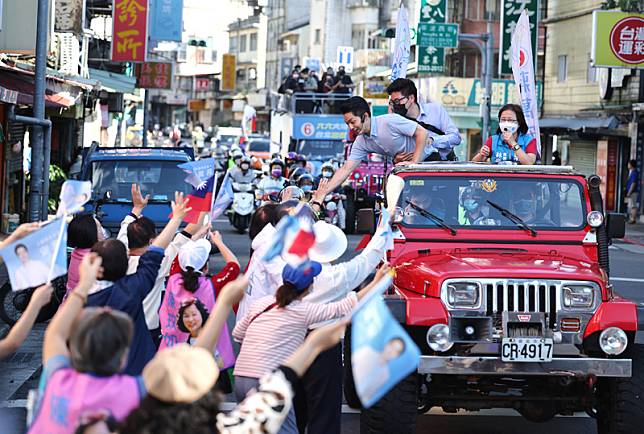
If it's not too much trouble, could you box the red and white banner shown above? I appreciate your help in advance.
[511,9,541,156]
[112,0,149,62]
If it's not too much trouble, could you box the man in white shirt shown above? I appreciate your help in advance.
[320,96,432,196]
[387,78,461,162]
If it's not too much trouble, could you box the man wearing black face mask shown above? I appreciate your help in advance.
[387,78,461,162]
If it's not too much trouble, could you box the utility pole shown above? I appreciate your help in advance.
[28,0,51,222]
[142,89,149,147]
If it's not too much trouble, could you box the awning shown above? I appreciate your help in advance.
[0,70,78,108]
[539,116,620,130]
[89,68,137,94]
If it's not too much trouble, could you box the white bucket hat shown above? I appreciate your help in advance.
[308,221,348,263]
[178,239,212,272]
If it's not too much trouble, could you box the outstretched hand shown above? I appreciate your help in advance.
[1,222,40,248]
[131,184,150,213]
[312,178,329,203]
[77,253,103,294]
[218,275,249,307]
[31,284,53,309]
[374,262,393,282]
[305,320,348,353]
[170,192,191,221]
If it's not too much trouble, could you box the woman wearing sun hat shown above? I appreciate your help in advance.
[233,261,392,434]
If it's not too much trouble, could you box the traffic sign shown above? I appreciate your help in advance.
[417,46,444,73]
[417,0,447,75]
[336,46,354,73]
[418,22,459,48]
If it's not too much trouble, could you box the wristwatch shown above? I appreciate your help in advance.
[511,144,521,151]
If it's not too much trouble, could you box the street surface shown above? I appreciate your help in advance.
[1,219,643,434]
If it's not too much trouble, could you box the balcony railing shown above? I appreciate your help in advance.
[347,0,381,8]
[355,49,391,69]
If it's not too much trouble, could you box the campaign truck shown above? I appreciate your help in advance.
[345,163,643,434]
[80,146,193,236]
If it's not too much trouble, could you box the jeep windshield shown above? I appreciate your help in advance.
[397,176,586,231]
[92,160,191,202]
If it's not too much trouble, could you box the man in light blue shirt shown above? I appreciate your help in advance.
[387,78,461,161]
[320,96,430,195]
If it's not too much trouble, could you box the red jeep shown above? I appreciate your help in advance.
[348,163,643,434]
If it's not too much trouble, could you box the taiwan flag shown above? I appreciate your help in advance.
[263,203,316,267]
[182,175,215,224]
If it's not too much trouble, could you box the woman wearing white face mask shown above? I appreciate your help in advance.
[472,104,537,165]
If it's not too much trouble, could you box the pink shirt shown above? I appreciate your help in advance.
[29,356,143,434]
[233,293,357,378]
[66,248,90,293]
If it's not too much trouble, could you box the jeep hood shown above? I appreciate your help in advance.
[394,249,604,297]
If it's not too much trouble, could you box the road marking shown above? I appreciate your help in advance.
[0,399,28,408]
[610,277,644,283]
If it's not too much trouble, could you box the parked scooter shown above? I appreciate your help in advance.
[229,181,255,233]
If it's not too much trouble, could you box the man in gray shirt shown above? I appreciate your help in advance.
[320,96,430,195]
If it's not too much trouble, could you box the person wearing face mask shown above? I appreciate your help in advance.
[297,173,316,198]
[458,186,491,225]
[229,155,256,184]
[318,96,430,197]
[509,183,553,226]
[386,78,461,162]
[472,104,537,165]
[257,158,288,201]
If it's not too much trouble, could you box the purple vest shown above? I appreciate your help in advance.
[29,368,141,433]
[159,274,236,369]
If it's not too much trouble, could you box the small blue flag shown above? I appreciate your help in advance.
[57,180,92,216]
[210,171,234,220]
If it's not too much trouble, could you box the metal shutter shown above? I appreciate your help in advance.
[567,140,597,177]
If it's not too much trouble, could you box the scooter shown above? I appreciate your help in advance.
[229,181,255,234]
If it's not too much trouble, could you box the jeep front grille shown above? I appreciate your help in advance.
[484,280,560,329]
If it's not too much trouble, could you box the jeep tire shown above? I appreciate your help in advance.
[360,373,418,434]
[596,343,644,434]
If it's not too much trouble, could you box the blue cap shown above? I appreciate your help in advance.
[282,262,322,292]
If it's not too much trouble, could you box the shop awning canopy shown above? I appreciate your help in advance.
[539,116,620,130]
[89,68,137,94]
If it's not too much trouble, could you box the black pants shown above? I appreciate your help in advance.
[425,150,457,161]
[295,341,343,434]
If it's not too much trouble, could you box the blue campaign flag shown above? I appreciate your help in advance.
[149,0,184,42]
[57,180,92,217]
[351,273,421,408]
[377,208,394,251]
[210,171,234,220]
[0,218,68,291]
[178,158,216,187]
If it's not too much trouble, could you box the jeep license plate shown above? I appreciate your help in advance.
[501,338,553,362]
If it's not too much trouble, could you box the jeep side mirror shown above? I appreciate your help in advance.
[606,213,625,239]
[357,209,376,234]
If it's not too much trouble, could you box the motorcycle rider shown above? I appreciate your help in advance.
[297,173,316,199]
[257,158,288,201]
[229,155,256,185]
[279,186,305,202]
[288,166,308,186]
[284,151,298,177]
[228,147,243,170]
[315,163,346,229]
[316,162,336,187]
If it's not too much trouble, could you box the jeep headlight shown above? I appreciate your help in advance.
[562,285,596,309]
[445,282,481,309]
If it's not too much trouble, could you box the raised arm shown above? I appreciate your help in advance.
[210,230,239,266]
[42,254,102,363]
[355,263,392,301]
[0,284,52,358]
[151,192,191,250]
[0,222,39,250]
[195,276,248,351]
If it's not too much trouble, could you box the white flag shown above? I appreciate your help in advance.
[511,9,541,158]
[391,3,410,81]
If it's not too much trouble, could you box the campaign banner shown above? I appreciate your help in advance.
[592,11,644,68]
[0,219,68,292]
[148,0,183,42]
[112,0,149,62]
[292,115,348,141]
[351,273,421,408]
[391,4,410,81]
[499,0,539,75]
[57,180,92,217]
[511,10,541,156]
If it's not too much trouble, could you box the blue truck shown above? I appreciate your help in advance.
[80,146,194,236]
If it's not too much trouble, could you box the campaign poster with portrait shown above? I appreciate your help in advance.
[351,274,421,408]
[0,219,67,291]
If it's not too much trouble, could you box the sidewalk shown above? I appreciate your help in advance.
[624,220,644,246]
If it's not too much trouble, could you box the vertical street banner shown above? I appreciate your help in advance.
[391,3,411,81]
[112,0,149,62]
[136,62,173,89]
[499,0,539,75]
[592,11,644,69]
[148,0,183,42]
[511,10,541,156]
[221,53,237,91]
[418,0,448,75]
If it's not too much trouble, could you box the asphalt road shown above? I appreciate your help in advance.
[1,219,643,434]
